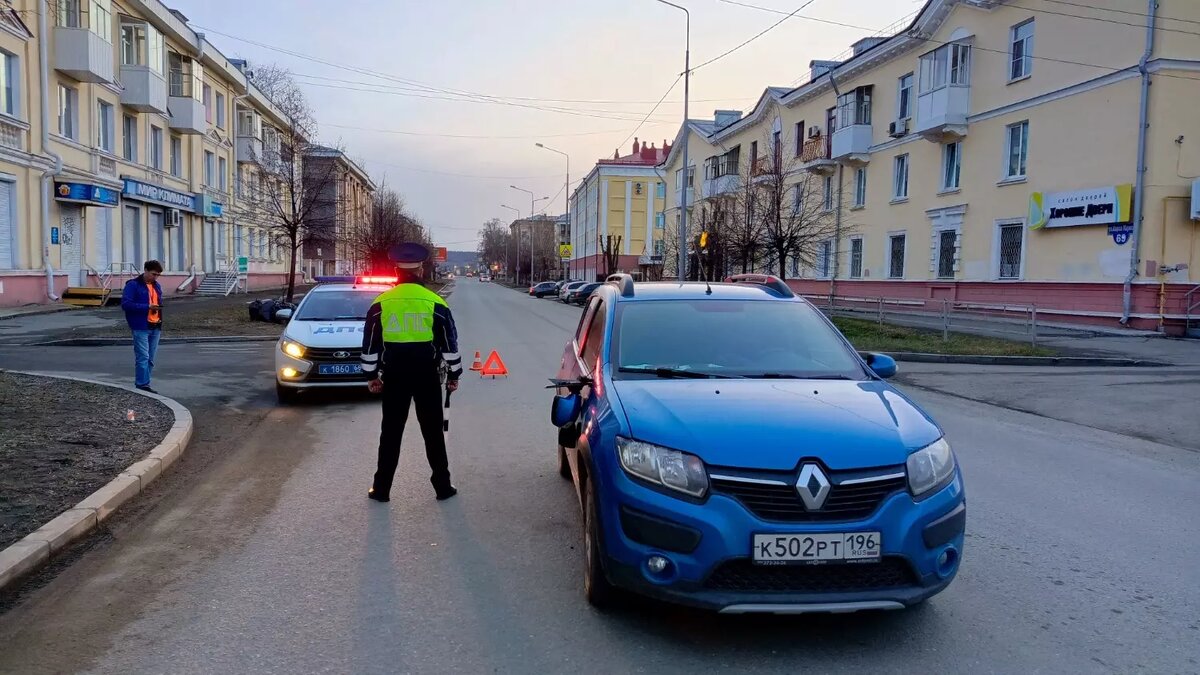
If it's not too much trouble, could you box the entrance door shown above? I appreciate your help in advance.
[0,180,13,269]
[203,220,215,272]
[92,208,112,273]
[148,209,164,267]
[216,221,227,268]
[122,205,141,270]
[60,205,84,286]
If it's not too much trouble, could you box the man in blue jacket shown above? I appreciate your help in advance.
[121,260,165,393]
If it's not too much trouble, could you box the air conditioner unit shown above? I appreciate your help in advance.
[888,119,908,138]
[1191,178,1200,220]
[808,126,821,139]
[165,209,182,228]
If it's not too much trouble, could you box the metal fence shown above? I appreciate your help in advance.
[802,294,1041,346]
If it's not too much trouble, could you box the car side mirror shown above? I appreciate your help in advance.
[551,392,582,428]
[862,352,897,379]
[275,308,293,323]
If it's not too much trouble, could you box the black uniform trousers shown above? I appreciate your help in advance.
[373,357,451,496]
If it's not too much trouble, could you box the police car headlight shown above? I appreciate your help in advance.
[281,340,306,359]
[617,437,708,498]
[907,438,956,497]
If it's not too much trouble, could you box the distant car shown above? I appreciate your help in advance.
[567,282,602,305]
[273,275,399,404]
[548,273,964,612]
[559,281,587,303]
[530,281,558,298]
[479,274,491,282]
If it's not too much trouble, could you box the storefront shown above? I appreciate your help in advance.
[120,178,196,274]
[195,194,225,273]
[53,181,120,286]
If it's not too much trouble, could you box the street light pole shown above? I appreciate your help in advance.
[501,204,519,283]
[510,185,535,285]
[655,0,690,280]
[537,143,570,281]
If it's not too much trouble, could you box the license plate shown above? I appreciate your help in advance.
[318,363,362,375]
[752,532,881,565]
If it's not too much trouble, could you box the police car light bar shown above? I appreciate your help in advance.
[358,276,399,285]
[312,275,399,285]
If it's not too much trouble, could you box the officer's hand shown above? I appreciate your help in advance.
[368,378,384,394]
[446,379,459,393]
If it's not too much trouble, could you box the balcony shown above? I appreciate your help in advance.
[237,135,264,165]
[831,124,872,165]
[674,186,695,207]
[914,85,970,142]
[168,95,205,135]
[704,174,738,198]
[799,136,836,175]
[120,66,167,113]
[54,27,114,83]
[0,116,28,151]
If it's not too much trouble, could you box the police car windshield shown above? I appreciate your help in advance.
[295,289,378,321]
[612,299,867,380]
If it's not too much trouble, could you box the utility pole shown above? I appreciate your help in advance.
[501,204,519,283]
[655,0,690,280]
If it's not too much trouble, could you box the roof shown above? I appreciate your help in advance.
[658,119,721,170]
[598,280,799,303]
[304,146,377,191]
[599,138,672,166]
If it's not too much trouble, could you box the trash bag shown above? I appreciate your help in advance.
[247,299,263,322]
[257,299,277,322]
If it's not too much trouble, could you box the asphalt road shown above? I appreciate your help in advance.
[1,280,1198,674]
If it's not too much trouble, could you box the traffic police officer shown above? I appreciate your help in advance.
[361,242,463,502]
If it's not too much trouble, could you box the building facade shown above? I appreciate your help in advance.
[569,138,669,281]
[301,146,375,278]
[661,0,1200,332]
[0,0,303,308]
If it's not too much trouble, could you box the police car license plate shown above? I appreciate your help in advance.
[318,363,361,375]
[752,532,881,565]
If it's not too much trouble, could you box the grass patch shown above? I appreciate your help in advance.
[832,317,1056,357]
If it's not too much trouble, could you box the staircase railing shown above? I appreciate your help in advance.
[1186,284,1200,332]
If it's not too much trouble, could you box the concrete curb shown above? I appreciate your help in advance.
[887,352,1170,368]
[36,335,279,347]
[0,305,80,322]
[0,372,193,592]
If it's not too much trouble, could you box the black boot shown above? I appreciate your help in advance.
[368,487,390,502]
[434,485,458,501]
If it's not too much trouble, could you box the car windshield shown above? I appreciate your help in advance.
[294,289,379,321]
[612,299,866,380]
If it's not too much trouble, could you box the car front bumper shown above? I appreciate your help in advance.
[275,350,371,389]
[594,463,965,613]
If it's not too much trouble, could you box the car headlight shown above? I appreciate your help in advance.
[281,340,306,359]
[906,437,956,497]
[616,437,708,498]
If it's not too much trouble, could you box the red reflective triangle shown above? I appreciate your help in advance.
[480,350,509,377]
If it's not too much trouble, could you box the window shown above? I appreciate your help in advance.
[57,85,77,139]
[849,237,863,278]
[204,150,215,186]
[89,0,111,39]
[1005,121,1029,180]
[120,21,163,73]
[655,212,665,229]
[942,141,962,191]
[937,230,958,279]
[854,167,867,207]
[920,43,970,93]
[96,101,114,152]
[817,240,833,278]
[794,121,804,155]
[57,0,81,27]
[122,114,137,161]
[150,125,162,170]
[836,86,872,128]
[750,140,758,169]
[998,222,1024,279]
[218,156,227,191]
[823,175,833,211]
[579,300,606,368]
[0,51,18,117]
[168,53,203,100]
[792,184,804,214]
[655,181,664,198]
[888,234,906,279]
[203,84,212,123]
[654,239,664,256]
[772,130,781,165]
[1011,20,1034,80]
[170,134,181,176]
[897,73,913,120]
[893,154,909,200]
[216,93,225,129]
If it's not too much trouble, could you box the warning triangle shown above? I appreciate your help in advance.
[480,350,509,377]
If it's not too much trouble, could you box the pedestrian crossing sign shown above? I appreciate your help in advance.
[558,244,572,259]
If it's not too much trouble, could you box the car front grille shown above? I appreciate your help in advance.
[704,557,917,593]
[305,347,361,361]
[710,470,907,523]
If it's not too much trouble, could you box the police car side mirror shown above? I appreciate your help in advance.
[275,308,293,323]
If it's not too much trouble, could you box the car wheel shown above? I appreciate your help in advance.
[558,445,572,479]
[583,478,617,609]
[276,383,296,405]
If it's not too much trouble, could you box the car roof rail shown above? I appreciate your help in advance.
[605,273,635,298]
[723,273,795,298]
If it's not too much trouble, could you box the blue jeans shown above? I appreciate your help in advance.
[132,329,161,388]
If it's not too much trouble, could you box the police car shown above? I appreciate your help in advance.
[273,275,397,403]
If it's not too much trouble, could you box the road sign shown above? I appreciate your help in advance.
[558,244,572,259]
[434,247,448,262]
[1108,223,1133,246]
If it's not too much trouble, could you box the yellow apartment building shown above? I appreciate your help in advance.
[662,0,1200,333]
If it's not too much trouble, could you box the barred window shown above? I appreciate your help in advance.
[889,234,905,279]
[937,230,957,279]
[849,238,863,278]
[999,223,1023,279]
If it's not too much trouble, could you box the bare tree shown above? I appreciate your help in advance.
[476,218,511,277]
[346,186,431,273]
[724,159,768,275]
[756,128,840,279]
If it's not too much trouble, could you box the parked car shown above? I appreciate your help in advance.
[559,281,588,303]
[548,273,964,612]
[566,282,602,305]
[530,281,558,298]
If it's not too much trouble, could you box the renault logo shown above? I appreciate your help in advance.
[333,351,350,359]
[796,464,831,510]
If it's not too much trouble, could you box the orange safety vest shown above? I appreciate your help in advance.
[147,283,161,326]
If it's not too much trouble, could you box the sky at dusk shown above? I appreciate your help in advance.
[172,0,921,249]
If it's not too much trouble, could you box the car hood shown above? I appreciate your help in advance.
[283,320,365,348]
[611,379,941,470]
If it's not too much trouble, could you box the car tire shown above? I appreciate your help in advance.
[558,445,572,479]
[276,383,296,405]
[583,478,617,609]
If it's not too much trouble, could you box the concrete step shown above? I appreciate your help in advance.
[61,287,111,307]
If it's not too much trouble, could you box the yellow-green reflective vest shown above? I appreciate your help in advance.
[376,283,448,344]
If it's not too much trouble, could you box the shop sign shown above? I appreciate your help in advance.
[122,179,196,212]
[1029,184,1132,230]
[54,182,119,207]
[195,193,224,219]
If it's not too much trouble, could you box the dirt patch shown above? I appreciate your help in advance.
[86,293,297,339]
[0,373,175,550]
[833,317,1057,357]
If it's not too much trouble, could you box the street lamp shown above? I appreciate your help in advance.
[510,185,536,284]
[654,0,690,280]
[502,204,519,283]
[537,142,570,281]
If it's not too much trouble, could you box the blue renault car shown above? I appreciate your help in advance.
[549,274,964,613]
